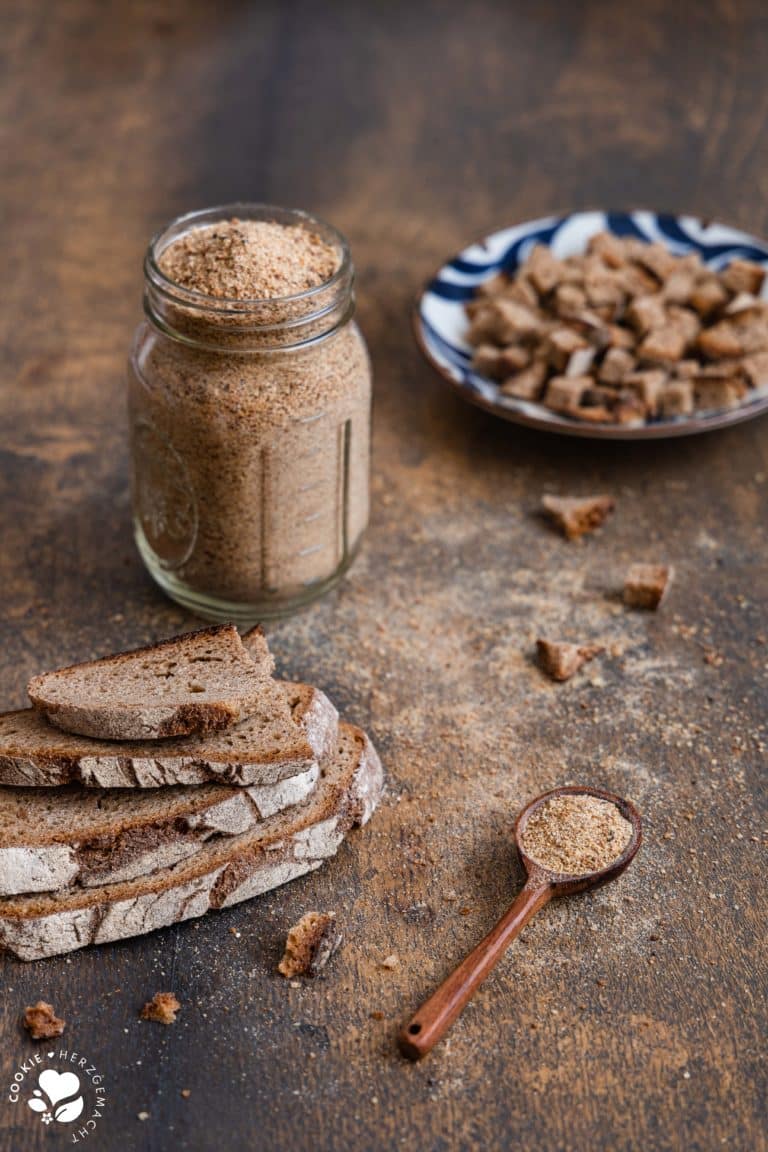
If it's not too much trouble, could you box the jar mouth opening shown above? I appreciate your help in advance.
[144,202,352,315]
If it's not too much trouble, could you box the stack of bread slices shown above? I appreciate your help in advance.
[0,625,383,961]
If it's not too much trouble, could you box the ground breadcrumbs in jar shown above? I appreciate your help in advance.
[128,205,371,622]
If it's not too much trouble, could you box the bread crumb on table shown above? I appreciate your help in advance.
[541,494,615,540]
[140,992,181,1025]
[278,911,342,979]
[623,563,674,609]
[380,953,400,969]
[22,1001,65,1040]
[536,639,605,682]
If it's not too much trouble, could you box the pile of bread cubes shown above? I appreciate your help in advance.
[0,625,382,962]
[466,231,768,424]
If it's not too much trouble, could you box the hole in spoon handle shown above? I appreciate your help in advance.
[398,878,552,1061]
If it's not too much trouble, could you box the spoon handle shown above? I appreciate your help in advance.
[398,877,553,1060]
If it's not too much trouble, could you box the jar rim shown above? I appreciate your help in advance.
[144,202,352,314]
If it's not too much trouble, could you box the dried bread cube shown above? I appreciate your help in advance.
[618,262,660,298]
[667,306,701,344]
[527,245,567,296]
[627,294,668,335]
[554,283,588,318]
[603,323,636,350]
[638,325,687,365]
[498,345,532,374]
[587,231,628,268]
[698,322,743,360]
[546,326,589,372]
[599,347,636,385]
[541,494,615,540]
[672,359,700,379]
[623,370,667,417]
[470,344,505,379]
[536,639,604,682]
[731,312,768,354]
[475,271,510,297]
[721,258,765,296]
[693,377,746,410]
[689,276,729,318]
[583,267,625,313]
[500,360,547,400]
[623,563,673,610]
[659,380,694,417]
[742,351,768,387]
[612,391,647,425]
[634,242,678,281]
[662,268,696,305]
[543,375,590,413]
[485,299,544,343]
[471,343,531,380]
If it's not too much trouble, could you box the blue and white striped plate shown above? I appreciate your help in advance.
[414,210,768,439]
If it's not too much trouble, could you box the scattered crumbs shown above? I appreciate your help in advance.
[137,1112,150,1121]
[180,1089,191,1099]
[370,1010,385,1021]
[278,911,342,979]
[140,992,181,1025]
[380,954,400,970]
[22,1002,65,1040]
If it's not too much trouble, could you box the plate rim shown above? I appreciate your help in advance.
[413,208,768,441]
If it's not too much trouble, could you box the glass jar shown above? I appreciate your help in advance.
[128,204,371,623]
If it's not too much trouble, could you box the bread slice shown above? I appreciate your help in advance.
[28,624,275,740]
[0,762,321,897]
[0,682,337,789]
[0,723,383,960]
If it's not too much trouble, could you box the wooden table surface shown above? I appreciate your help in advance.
[1,2,766,1150]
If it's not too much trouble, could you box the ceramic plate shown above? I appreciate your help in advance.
[414,210,768,439]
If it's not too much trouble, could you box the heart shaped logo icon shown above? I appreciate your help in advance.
[38,1069,80,1107]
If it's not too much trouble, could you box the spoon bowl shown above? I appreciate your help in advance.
[399,784,642,1060]
[514,784,643,895]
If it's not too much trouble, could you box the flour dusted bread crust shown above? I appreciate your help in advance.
[0,723,383,960]
[0,761,321,897]
[0,682,337,789]
[28,625,275,741]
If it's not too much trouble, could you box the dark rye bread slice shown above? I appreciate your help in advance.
[28,624,275,740]
[0,723,383,960]
[0,682,337,789]
[0,762,321,897]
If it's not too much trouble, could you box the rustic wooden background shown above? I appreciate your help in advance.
[1,2,766,1150]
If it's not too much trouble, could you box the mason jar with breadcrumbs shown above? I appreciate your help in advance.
[128,204,371,623]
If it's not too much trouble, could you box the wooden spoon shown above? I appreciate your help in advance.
[398,785,642,1060]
